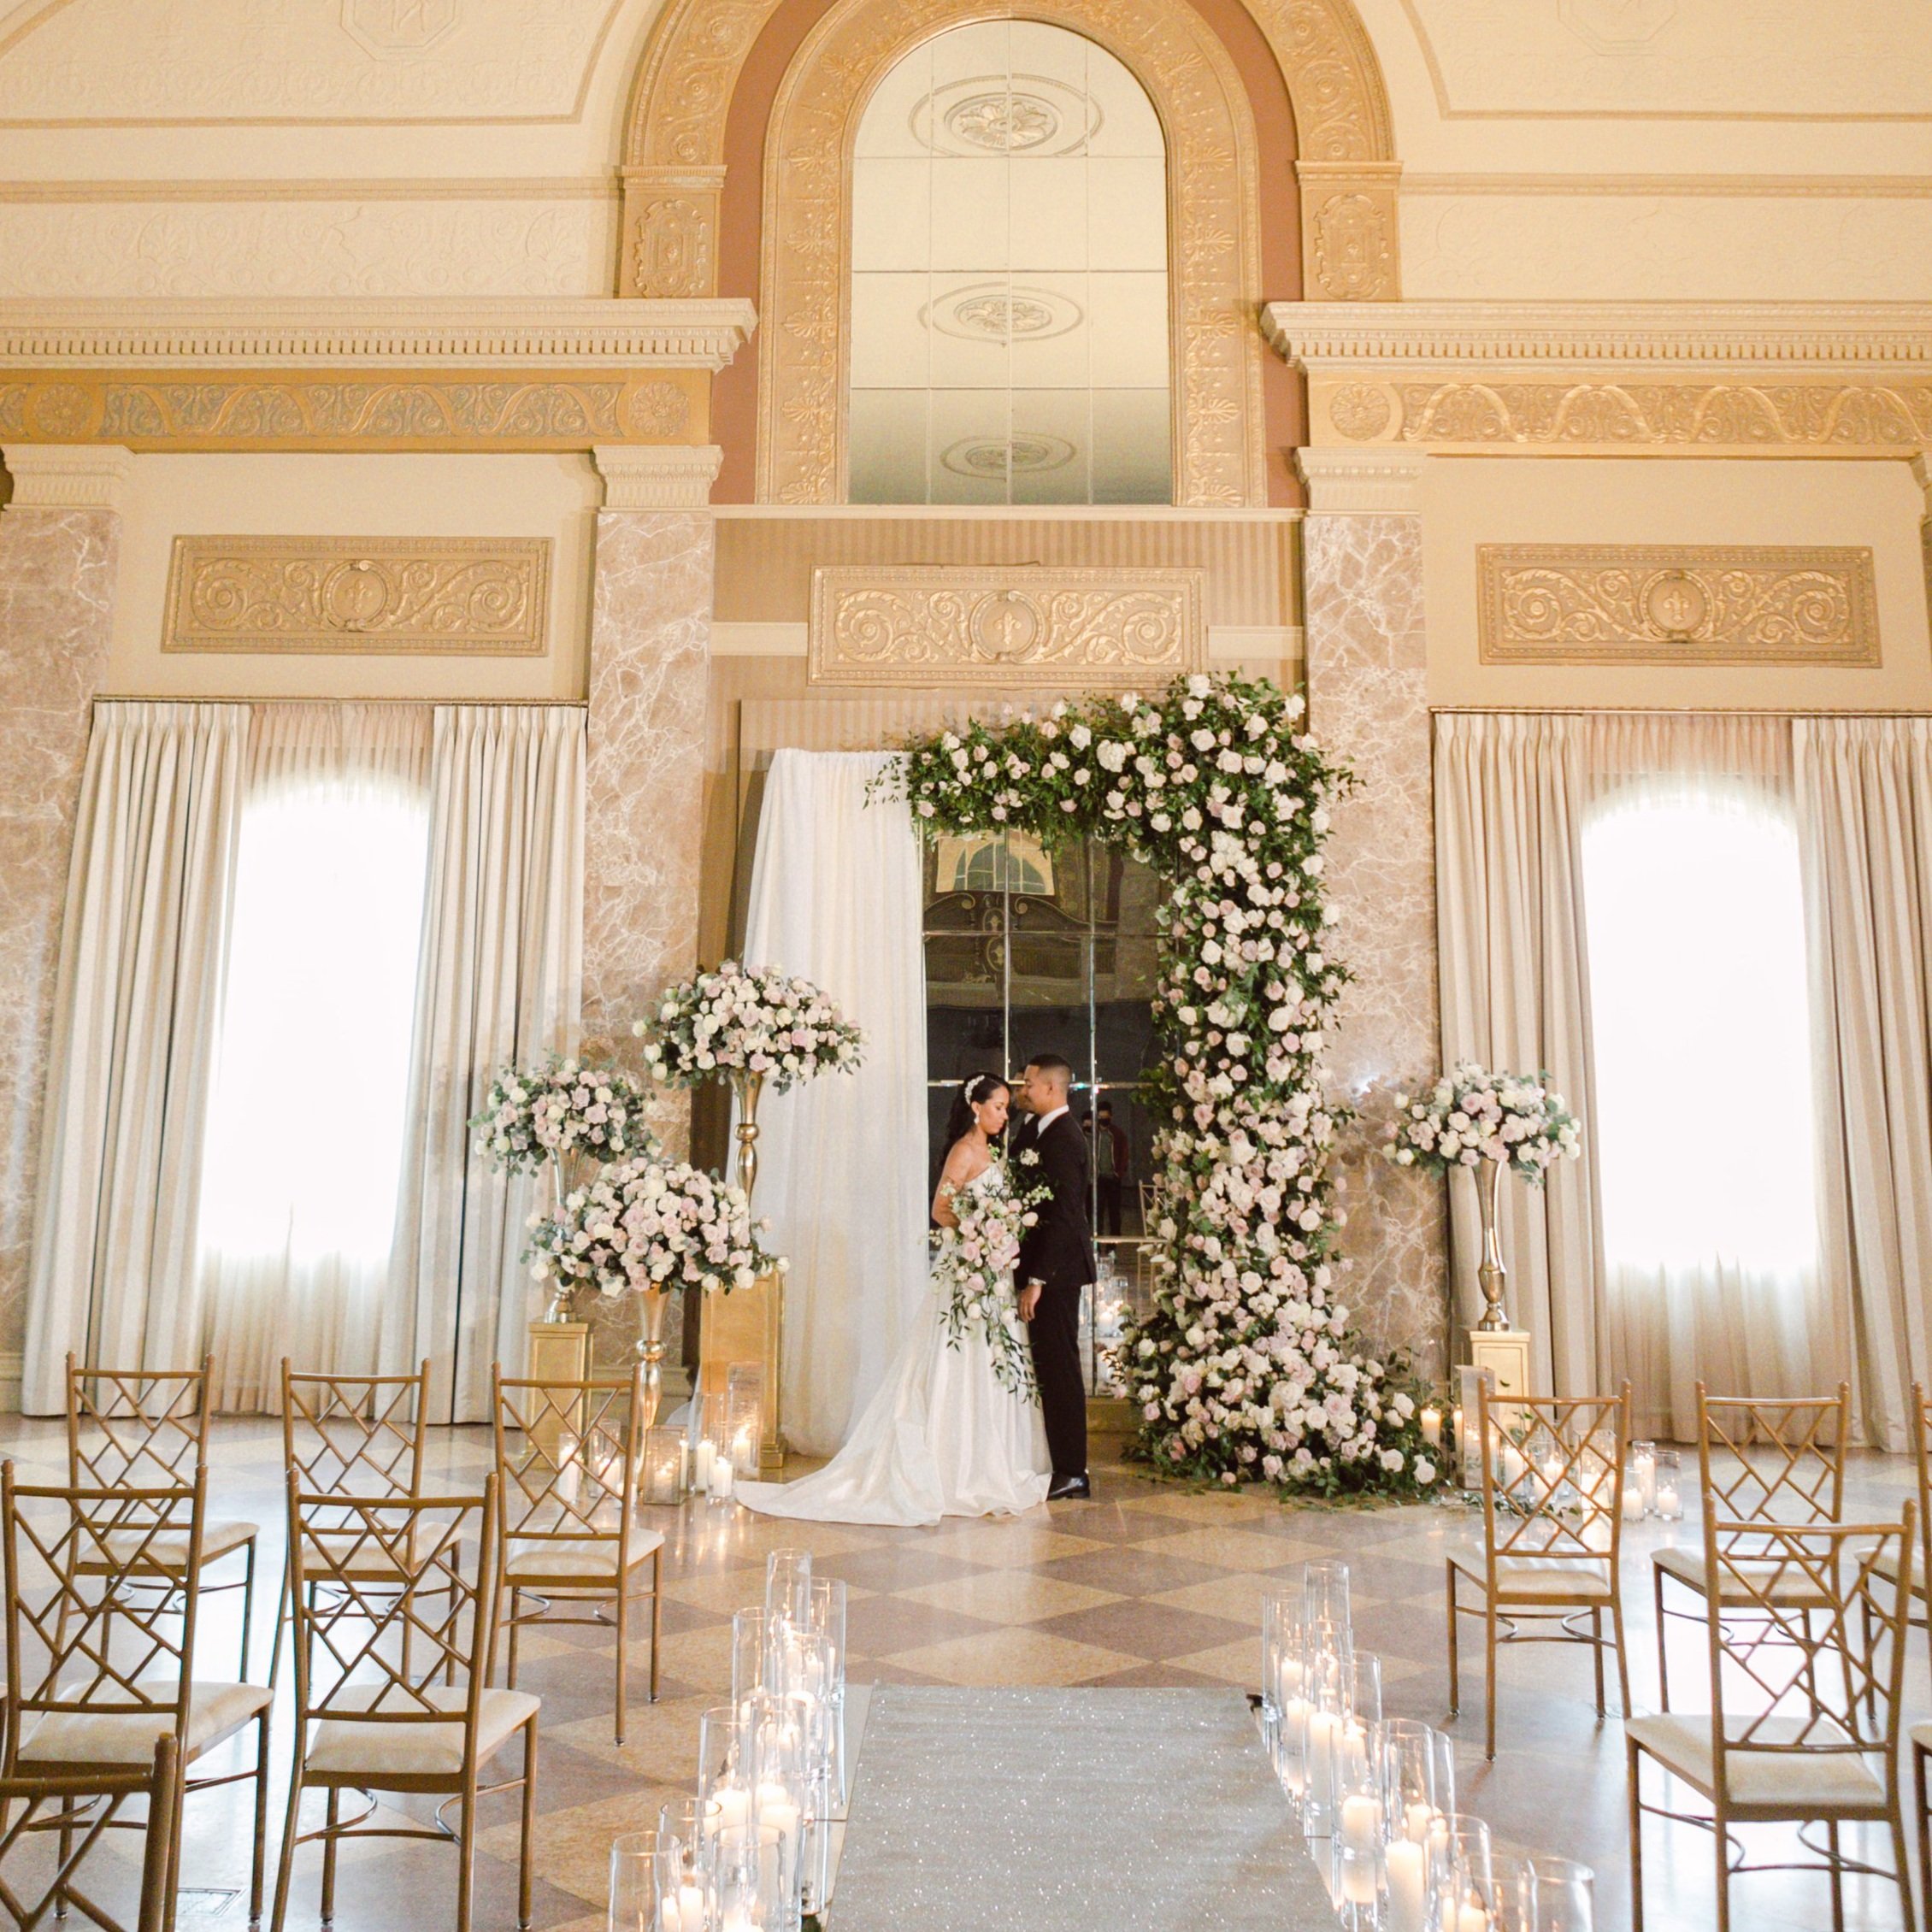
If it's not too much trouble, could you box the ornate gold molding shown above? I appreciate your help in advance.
[162,536,552,655]
[809,565,1205,686]
[0,370,703,451]
[1477,545,1880,667]
[1297,163,1403,303]
[618,0,1396,298]
[757,0,1268,507]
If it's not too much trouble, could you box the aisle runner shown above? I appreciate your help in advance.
[828,1688,1329,1929]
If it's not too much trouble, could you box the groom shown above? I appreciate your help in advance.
[1011,1054,1094,1501]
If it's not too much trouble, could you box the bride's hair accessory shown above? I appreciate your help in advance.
[960,1073,999,1108]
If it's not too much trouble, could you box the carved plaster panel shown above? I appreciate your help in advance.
[162,535,551,655]
[619,0,1394,298]
[758,0,1268,507]
[1297,162,1402,303]
[0,370,700,451]
[809,564,1205,687]
[1476,545,1880,668]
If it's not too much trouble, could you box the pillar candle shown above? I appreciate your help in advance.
[1421,1406,1442,1449]
[1305,1711,1339,1810]
[1634,1446,1658,1512]
[1339,1794,1381,1852]
[713,1458,735,1499]
[693,1439,716,1491]
[1387,1839,1428,1932]
[1621,1484,1643,1523]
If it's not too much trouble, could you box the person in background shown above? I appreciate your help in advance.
[1084,1098,1128,1239]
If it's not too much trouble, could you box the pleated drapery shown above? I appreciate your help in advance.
[1434,711,1837,1438]
[24,699,584,1417]
[22,703,248,1412]
[385,704,585,1422]
[736,751,928,1457]
[1796,717,1932,1452]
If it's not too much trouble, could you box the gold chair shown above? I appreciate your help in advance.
[1629,1514,1916,1932]
[271,1477,537,1932]
[65,1353,261,1678]
[0,1464,272,1926]
[1446,1380,1633,1760]
[491,1364,663,1745]
[280,1360,431,1505]
[1653,1383,1851,1711]
[0,1733,179,1932]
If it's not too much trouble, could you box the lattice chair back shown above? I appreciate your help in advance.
[1910,1383,1932,1611]
[1694,1381,1851,1530]
[0,1464,207,1762]
[1703,1511,1914,1783]
[491,1364,647,1565]
[64,1352,213,1491]
[281,1359,430,1504]
[1475,1379,1632,1574]
[284,1477,501,1760]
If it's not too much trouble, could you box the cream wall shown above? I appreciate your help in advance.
[1422,455,1932,710]
[104,452,599,701]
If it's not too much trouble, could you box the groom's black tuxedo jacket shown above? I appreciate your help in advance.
[1012,1110,1096,1292]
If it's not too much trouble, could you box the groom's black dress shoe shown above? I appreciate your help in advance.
[1046,1473,1092,1501]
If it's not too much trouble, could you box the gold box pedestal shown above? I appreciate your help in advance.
[525,1319,592,1456]
[699,1271,785,1471]
[1467,1327,1533,1429]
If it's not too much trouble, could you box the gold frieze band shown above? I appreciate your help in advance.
[0,369,704,451]
[1477,544,1880,667]
[163,536,552,656]
[809,564,1205,687]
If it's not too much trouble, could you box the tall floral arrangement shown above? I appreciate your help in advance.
[879,672,1432,1497]
[528,1154,783,1300]
[631,961,863,1093]
[470,1055,657,1176]
[1383,1064,1580,1181]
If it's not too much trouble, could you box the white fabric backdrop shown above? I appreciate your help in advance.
[738,751,928,1456]
[385,704,585,1422]
[23,702,247,1411]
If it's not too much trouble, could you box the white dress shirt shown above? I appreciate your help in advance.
[1032,1102,1069,1135]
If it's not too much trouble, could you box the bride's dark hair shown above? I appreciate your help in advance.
[944,1071,1010,1149]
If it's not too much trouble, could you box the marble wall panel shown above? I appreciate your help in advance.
[1303,510,1449,1379]
[0,508,119,1364]
[582,507,715,1366]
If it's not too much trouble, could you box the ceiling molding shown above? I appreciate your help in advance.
[0,298,757,371]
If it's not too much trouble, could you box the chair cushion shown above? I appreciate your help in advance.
[93,1518,258,1571]
[305,1685,539,1781]
[1629,1712,1886,1810]
[504,1529,663,1583]
[1449,1546,1615,1601]
[1654,1545,1834,1606]
[1873,1546,1925,1598]
[17,1679,270,1768]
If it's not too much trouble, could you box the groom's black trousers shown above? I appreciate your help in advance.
[1029,1281,1088,1479]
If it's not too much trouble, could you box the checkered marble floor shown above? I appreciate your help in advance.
[0,1414,1918,1930]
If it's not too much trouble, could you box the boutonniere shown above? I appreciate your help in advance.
[1019,1148,1040,1167]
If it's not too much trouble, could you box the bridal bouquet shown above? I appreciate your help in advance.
[1384,1062,1581,1182]
[934,1158,1046,1399]
[527,1153,784,1299]
[471,1054,657,1175]
[632,960,863,1093]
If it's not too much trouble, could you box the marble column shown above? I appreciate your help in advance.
[1297,449,1449,1380]
[0,445,132,1391]
[582,445,723,1363]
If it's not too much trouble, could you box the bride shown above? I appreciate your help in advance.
[736,1073,1050,1526]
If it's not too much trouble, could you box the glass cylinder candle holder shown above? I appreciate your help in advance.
[656,1796,721,1929]
[1330,1726,1386,1928]
[1630,1440,1658,1516]
[1493,1857,1537,1932]
[766,1551,812,1629]
[609,1830,660,1932]
[1527,1858,1593,1932]
[1436,1815,1496,1932]
[1456,1366,1496,1490]
[726,1363,764,1477]
[1301,1559,1352,1640]
[715,1821,781,1932]
[643,1425,688,1507]
[1260,1584,1298,1773]
[1299,1644,1352,1839]
[1652,1450,1683,1523]
[732,1608,772,1708]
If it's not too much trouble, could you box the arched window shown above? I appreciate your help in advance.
[848,21,1171,505]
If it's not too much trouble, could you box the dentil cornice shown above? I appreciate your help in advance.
[0,299,758,372]
[1264,302,1932,371]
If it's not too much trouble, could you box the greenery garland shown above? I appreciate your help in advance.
[876,672,1437,1498]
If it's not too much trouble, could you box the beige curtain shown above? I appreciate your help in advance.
[383,704,585,1422]
[1797,717,1932,1451]
[197,705,433,1410]
[1435,711,1829,1435]
[22,702,248,1412]
[1434,712,1601,1400]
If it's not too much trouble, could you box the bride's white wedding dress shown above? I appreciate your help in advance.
[736,1164,1051,1526]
